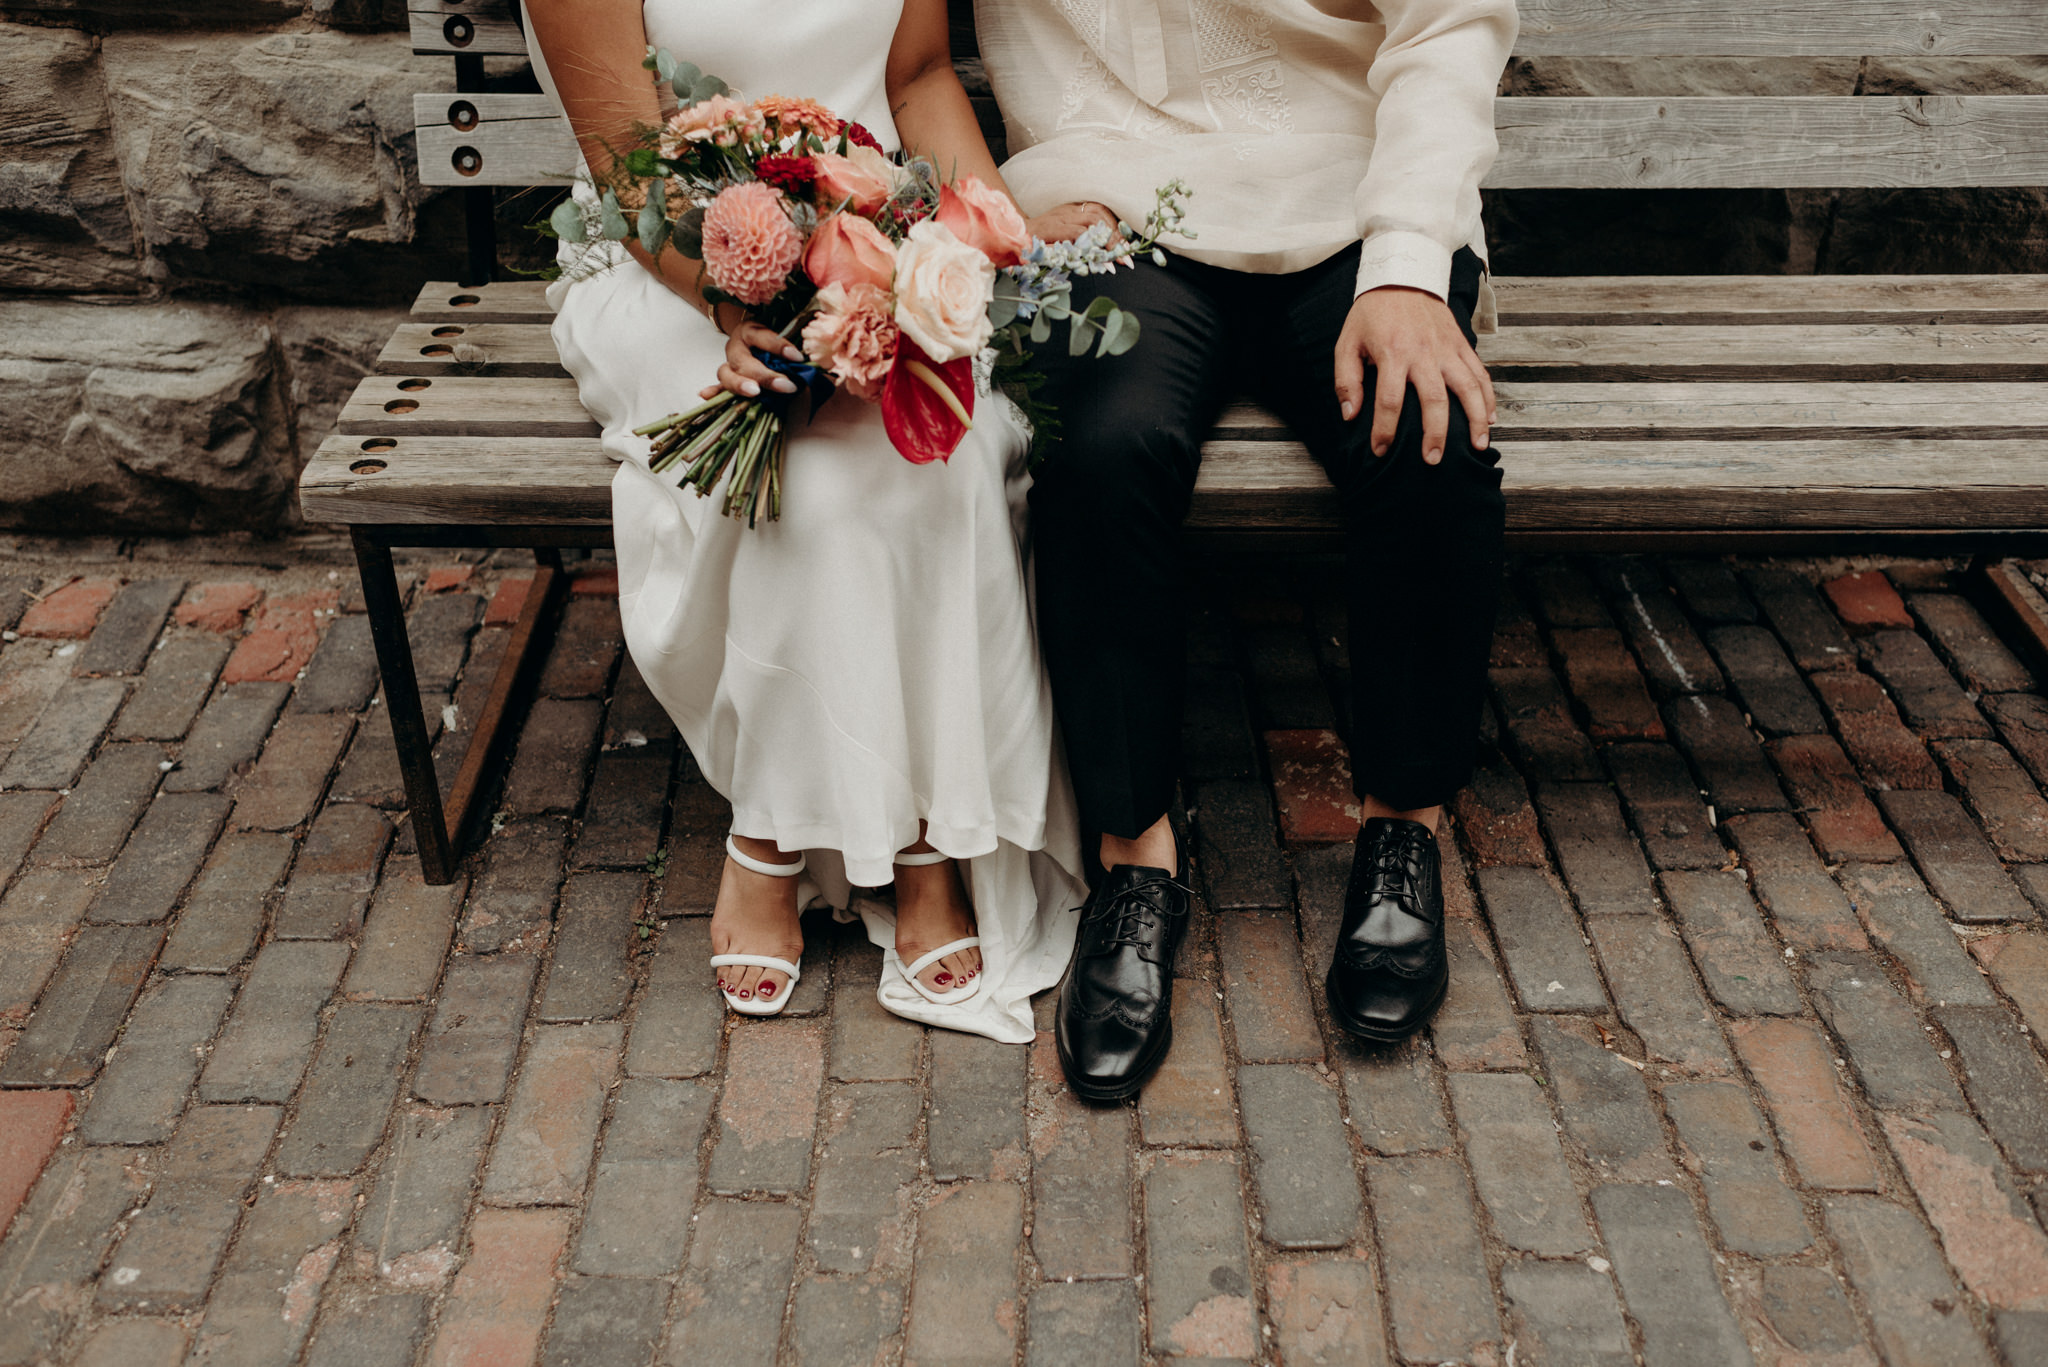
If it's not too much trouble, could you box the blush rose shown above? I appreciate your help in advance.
[934,175,1033,269]
[891,220,995,363]
[805,213,897,292]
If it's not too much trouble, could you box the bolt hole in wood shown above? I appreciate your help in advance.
[443,15,473,47]
[361,438,398,452]
[384,399,420,414]
[420,345,455,358]
[396,378,432,392]
[431,327,464,338]
[350,459,389,474]
[450,294,481,307]
[452,146,481,177]
[449,100,479,133]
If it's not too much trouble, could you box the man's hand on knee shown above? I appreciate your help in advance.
[1335,286,1495,464]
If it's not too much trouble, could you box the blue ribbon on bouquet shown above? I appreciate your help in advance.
[752,348,836,419]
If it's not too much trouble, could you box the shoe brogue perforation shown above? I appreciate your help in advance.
[1326,817,1451,1045]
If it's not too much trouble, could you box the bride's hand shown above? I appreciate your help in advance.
[699,304,807,400]
[1027,201,1120,244]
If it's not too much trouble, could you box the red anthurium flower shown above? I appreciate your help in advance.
[880,335,976,464]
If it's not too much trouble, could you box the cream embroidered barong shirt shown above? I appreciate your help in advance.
[976,0,1518,305]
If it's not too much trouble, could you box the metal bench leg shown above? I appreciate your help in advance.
[441,548,568,852]
[352,529,458,884]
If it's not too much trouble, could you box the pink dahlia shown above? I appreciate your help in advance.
[701,182,803,305]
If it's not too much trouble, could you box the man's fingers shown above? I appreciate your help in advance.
[1370,363,1407,456]
[1449,360,1491,451]
[1416,373,1450,465]
[1473,350,1498,424]
[1334,340,1367,424]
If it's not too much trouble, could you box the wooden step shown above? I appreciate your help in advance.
[338,373,2048,444]
[410,275,2048,328]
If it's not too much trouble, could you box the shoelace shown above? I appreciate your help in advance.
[1088,874,1192,953]
[1365,830,1428,899]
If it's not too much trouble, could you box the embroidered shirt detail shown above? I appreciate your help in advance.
[1202,61,1293,133]
[1188,0,1278,73]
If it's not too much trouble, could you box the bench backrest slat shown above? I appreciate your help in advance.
[1513,0,2048,56]
[416,92,2048,191]
[433,0,2048,59]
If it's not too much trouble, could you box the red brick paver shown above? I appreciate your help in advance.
[0,545,2044,1366]
[18,577,117,638]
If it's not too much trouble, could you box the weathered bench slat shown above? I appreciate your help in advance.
[337,373,2048,443]
[1488,274,2048,327]
[341,377,598,438]
[1513,0,2048,56]
[303,431,2048,533]
[416,0,2048,62]
[372,321,2048,383]
[1490,95,2048,189]
[408,1,529,57]
[1196,439,2048,532]
[413,93,2048,190]
[410,276,2048,329]
[303,435,614,525]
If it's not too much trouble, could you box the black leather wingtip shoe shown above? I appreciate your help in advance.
[1326,817,1449,1044]
[1055,863,1191,1103]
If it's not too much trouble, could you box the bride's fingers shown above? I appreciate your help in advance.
[736,321,803,364]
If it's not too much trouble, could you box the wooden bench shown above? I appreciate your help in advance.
[301,0,2048,882]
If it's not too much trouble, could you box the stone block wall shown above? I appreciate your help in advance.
[0,4,509,534]
[1,9,2043,536]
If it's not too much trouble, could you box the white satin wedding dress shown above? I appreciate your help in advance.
[525,0,1086,1042]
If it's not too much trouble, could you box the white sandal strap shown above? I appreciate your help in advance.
[901,936,981,981]
[726,835,806,877]
[709,953,802,980]
[893,848,951,867]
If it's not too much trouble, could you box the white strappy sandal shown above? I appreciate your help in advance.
[710,835,805,1017]
[890,848,985,1007]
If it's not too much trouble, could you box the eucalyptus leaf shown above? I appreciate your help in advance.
[1082,294,1118,322]
[654,48,677,81]
[548,198,587,244]
[637,198,665,255]
[1029,312,1052,345]
[673,205,705,258]
[1067,315,1094,357]
[987,293,1020,329]
[599,189,630,242]
[1102,309,1142,356]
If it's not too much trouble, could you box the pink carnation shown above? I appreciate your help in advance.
[701,182,803,305]
[660,95,762,156]
[802,282,899,402]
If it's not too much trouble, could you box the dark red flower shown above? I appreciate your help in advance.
[755,154,817,195]
[844,121,883,153]
[880,335,976,464]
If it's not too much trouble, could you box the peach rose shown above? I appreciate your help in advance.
[805,213,896,293]
[891,219,995,363]
[935,175,1033,268]
[813,146,899,215]
[802,282,899,402]
[701,181,803,305]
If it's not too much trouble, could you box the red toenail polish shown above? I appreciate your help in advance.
[738,988,752,999]
[934,972,952,986]
[758,981,777,997]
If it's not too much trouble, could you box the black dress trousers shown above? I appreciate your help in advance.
[1028,244,1504,840]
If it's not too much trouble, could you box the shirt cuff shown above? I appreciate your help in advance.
[1354,231,1454,301]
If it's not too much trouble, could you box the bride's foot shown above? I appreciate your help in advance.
[710,836,806,1007]
[893,842,981,994]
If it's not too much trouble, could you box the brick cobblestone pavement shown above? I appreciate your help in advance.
[5,534,2048,1364]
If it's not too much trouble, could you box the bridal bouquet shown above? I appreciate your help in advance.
[547,49,1191,526]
